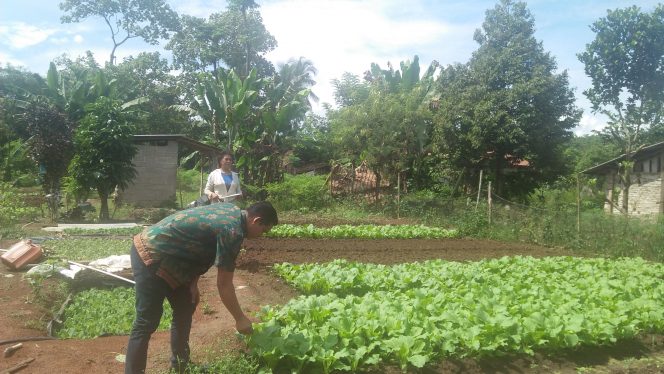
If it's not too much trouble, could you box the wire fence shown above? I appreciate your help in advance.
[329,177,663,262]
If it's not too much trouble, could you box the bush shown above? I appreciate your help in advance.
[131,208,176,224]
[264,174,330,212]
[0,183,41,225]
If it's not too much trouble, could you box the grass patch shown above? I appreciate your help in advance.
[41,238,131,261]
[62,226,143,236]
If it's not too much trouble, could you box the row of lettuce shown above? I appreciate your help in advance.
[62,224,459,240]
[246,256,664,373]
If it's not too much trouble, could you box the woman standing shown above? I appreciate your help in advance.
[204,151,242,204]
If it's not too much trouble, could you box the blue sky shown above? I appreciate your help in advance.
[0,0,660,135]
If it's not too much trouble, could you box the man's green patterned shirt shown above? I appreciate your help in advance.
[133,203,245,288]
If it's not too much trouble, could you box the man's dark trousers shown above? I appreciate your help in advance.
[125,245,196,374]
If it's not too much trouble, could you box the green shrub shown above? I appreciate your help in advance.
[131,207,176,224]
[0,183,41,225]
[264,173,330,212]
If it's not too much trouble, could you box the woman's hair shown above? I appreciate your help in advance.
[246,201,278,226]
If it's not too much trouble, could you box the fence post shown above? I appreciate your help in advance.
[199,155,205,196]
[577,173,581,238]
[487,181,492,225]
[475,169,483,210]
[397,171,401,219]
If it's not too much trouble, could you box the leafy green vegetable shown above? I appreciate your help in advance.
[266,224,459,239]
[250,256,664,372]
[57,287,171,339]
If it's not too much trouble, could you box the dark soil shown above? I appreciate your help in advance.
[1,236,663,373]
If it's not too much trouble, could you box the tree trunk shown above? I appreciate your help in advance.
[493,156,503,197]
[99,191,110,221]
[621,151,633,217]
[374,172,381,205]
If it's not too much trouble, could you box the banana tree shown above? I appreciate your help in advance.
[245,58,317,184]
[173,68,260,150]
[44,61,95,122]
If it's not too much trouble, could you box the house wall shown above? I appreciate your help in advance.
[605,151,664,216]
[602,172,616,214]
[623,172,662,216]
[122,140,178,207]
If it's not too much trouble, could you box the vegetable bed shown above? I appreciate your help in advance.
[248,256,664,372]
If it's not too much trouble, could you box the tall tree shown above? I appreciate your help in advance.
[433,0,580,198]
[59,0,180,65]
[329,56,438,193]
[23,98,74,220]
[110,52,191,135]
[578,4,664,215]
[227,0,259,78]
[0,64,48,141]
[69,97,137,220]
[331,72,370,108]
[166,5,276,78]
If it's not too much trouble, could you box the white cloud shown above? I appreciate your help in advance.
[172,0,228,18]
[261,0,454,109]
[575,114,607,136]
[0,52,24,67]
[0,22,57,49]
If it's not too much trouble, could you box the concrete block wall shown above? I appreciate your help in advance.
[603,171,663,216]
[625,173,663,216]
[122,140,178,207]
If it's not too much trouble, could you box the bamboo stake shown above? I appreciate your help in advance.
[577,173,581,237]
[475,169,483,210]
[487,181,492,225]
[397,171,401,219]
[67,261,135,285]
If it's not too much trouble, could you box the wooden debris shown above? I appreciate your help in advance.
[2,357,35,373]
[0,336,56,346]
[3,343,22,358]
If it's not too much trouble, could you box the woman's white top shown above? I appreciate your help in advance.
[204,169,242,202]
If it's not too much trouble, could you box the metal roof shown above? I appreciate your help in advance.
[582,140,664,175]
[133,134,225,154]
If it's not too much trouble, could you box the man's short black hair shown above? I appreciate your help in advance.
[246,201,278,226]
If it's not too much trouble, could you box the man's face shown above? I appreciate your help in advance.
[246,217,272,239]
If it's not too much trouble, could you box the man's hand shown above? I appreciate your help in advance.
[236,315,254,335]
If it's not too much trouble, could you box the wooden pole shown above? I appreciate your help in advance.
[475,169,483,210]
[199,155,205,196]
[68,261,135,285]
[397,171,401,219]
[487,181,492,225]
[3,357,35,373]
[577,173,581,237]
